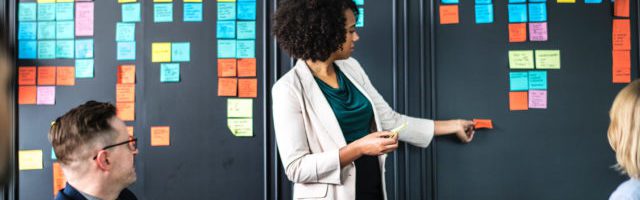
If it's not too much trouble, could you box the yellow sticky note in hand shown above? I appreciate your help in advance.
[19,150,43,170]
[389,122,407,138]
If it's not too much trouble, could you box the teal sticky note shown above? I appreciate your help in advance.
[171,42,190,62]
[218,39,237,58]
[528,71,547,90]
[18,22,37,40]
[509,72,528,91]
[117,42,136,61]
[237,2,256,20]
[476,0,492,4]
[528,3,546,22]
[236,40,255,58]
[509,0,526,2]
[442,0,459,3]
[218,3,236,21]
[116,23,136,42]
[75,59,94,78]
[122,3,141,22]
[37,22,56,40]
[354,0,365,5]
[56,40,74,59]
[75,39,93,59]
[217,21,236,39]
[356,8,364,27]
[585,0,602,3]
[530,0,547,2]
[508,4,527,23]
[56,21,74,39]
[184,3,203,22]
[51,147,56,160]
[38,3,56,21]
[19,3,37,21]
[56,3,74,21]
[154,3,173,23]
[160,63,180,83]
[37,40,56,59]
[237,21,256,39]
[18,40,37,59]
[475,4,493,24]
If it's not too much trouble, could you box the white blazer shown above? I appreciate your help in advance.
[272,57,435,200]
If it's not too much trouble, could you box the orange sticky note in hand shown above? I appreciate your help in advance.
[118,65,136,84]
[38,66,56,85]
[614,0,629,17]
[238,78,257,98]
[116,102,135,121]
[56,66,75,86]
[218,78,238,96]
[18,86,37,105]
[116,84,136,103]
[151,126,170,146]
[218,59,237,77]
[613,50,631,83]
[509,91,528,111]
[53,162,66,196]
[613,19,631,51]
[509,23,527,43]
[18,67,36,85]
[238,58,257,77]
[439,5,459,25]
[473,119,493,129]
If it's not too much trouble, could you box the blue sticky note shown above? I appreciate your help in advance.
[18,22,37,40]
[237,21,256,39]
[530,0,547,2]
[354,0,365,5]
[18,40,37,59]
[528,3,546,22]
[116,23,136,42]
[37,22,56,40]
[476,0,492,4]
[19,3,37,21]
[160,63,180,83]
[218,39,237,58]
[237,2,256,20]
[56,3,74,21]
[217,21,236,39]
[184,3,203,22]
[509,0,526,2]
[475,4,493,24]
[528,71,547,90]
[75,39,93,59]
[117,42,136,61]
[56,21,74,39]
[508,4,527,23]
[154,3,173,23]
[38,40,56,59]
[56,40,74,59]
[510,72,528,91]
[585,0,602,3]
[75,59,94,78]
[218,3,236,21]
[356,8,364,27]
[442,0,459,4]
[51,147,56,160]
[236,40,255,58]
[122,3,141,22]
[38,3,56,21]
[171,42,190,62]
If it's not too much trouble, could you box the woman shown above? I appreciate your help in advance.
[0,19,11,185]
[271,0,476,199]
[608,80,640,200]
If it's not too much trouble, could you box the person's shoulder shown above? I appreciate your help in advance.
[272,66,302,95]
[336,57,364,72]
[118,188,138,200]
[610,179,640,200]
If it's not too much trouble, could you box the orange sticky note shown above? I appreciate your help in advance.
[614,0,629,17]
[116,84,136,103]
[18,86,37,105]
[473,119,493,129]
[18,67,36,85]
[613,19,631,51]
[439,5,459,25]
[509,23,527,43]
[38,66,56,85]
[126,126,134,137]
[56,66,75,86]
[118,65,136,84]
[53,162,66,196]
[509,91,528,111]
[151,126,170,146]
[613,50,631,83]
[218,78,238,96]
[238,78,257,98]
[238,58,257,77]
[218,59,237,77]
[116,102,135,121]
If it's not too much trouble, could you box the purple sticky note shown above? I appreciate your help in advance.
[529,22,547,41]
[36,86,55,105]
[75,2,94,36]
[528,90,547,109]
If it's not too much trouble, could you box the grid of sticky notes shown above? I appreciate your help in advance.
[439,0,459,24]
[153,0,203,23]
[475,0,493,24]
[355,0,364,27]
[151,42,191,83]
[508,0,547,43]
[18,66,76,105]
[612,0,631,83]
[508,50,560,110]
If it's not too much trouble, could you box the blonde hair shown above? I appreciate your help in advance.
[608,80,640,179]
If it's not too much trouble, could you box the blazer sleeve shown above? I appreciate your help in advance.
[271,81,342,185]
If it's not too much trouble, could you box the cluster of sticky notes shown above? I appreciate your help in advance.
[612,15,631,83]
[116,23,136,60]
[217,0,256,58]
[19,150,43,170]
[218,58,257,98]
[227,99,253,137]
[18,66,76,105]
[475,0,493,24]
[508,1,548,42]
[151,126,171,146]
[508,50,559,111]
[152,42,190,83]
[116,65,137,121]
[439,3,459,25]
[509,50,560,69]
[355,0,364,27]
[153,0,203,23]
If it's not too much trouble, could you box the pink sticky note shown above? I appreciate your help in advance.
[36,86,55,105]
[529,22,548,42]
[75,2,94,37]
[528,90,547,109]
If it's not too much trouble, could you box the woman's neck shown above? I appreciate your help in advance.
[305,58,336,77]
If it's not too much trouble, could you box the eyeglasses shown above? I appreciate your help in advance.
[93,137,138,160]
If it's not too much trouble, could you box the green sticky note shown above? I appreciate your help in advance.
[160,63,180,82]
[218,3,236,20]
[535,50,560,69]
[37,40,56,59]
[237,21,256,39]
[38,3,56,21]
[56,40,74,59]
[528,71,547,90]
[236,40,255,58]
[117,42,136,61]
[171,42,190,62]
[37,22,56,40]
[228,98,253,118]
[56,21,74,39]
[228,118,253,137]
[19,3,37,21]
[154,3,173,23]
[75,59,94,78]
[509,72,528,91]
[508,50,534,69]
[122,3,141,22]
[75,39,93,59]
[116,23,136,42]
[218,39,236,58]
[56,3,74,21]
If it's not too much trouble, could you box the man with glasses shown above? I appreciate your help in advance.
[49,101,138,200]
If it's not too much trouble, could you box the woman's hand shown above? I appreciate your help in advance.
[352,131,399,156]
[435,120,475,143]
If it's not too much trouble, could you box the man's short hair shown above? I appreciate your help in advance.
[49,101,119,164]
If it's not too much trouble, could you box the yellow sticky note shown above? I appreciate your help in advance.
[19,150,43,170]
[118,0,137,3]
[56,0,74,2]
[508,50,534,69]
[152,43,172,63]
[154,0,173,2]
[228,118,253,137]
[557,0,575,3]
[535,50,561,69]
[37,0,55,2]
[228,98,253,118]
[185,0,203,2]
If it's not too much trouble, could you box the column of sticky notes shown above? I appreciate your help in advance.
[355,0,365,27]
[612,0,631,83]
[116,1,141,125]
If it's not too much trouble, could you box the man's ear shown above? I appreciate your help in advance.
[94,150,111,171]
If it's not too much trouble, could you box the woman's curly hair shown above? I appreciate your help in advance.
[272,0,358,62]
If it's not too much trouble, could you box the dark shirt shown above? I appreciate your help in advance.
[55,183,137,200]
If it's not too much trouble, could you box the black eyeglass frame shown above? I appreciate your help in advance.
[92,137,138,160]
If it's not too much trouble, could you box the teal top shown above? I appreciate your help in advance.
[314,66,374,143]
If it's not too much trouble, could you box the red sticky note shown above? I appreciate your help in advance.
[38,66,56,85]
[151,126,170,146]
[439,5,459,25]
[613,50,631,83]
[18,67,36,85]
[218,78,237,96]
[614,0,629,18]
[18,86,37,105]
[53,162,66,196]
[116,102,135,121]
[237,58,257,77]
[56,66,75,86]
[117,65,136,84]
[238,78,257,98]
[473,119,493,129]
[218,59,237,77]
[509,91,528,111]
[509,23,527,43]
[612,19,631,51]
[116,84,135,103]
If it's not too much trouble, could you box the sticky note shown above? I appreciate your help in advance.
[37,22,56,40]
[535,50,560,69]
[38,40,56,59]
[126,126,134,137]
[56,21,75,39]
[184,3,203,22]
[356,8,364,27]
[237,2,257,20]
[19,41,37,59]
[154,0,172,2]
[228,118,253,137]
[218,40,237,58]
[218,0,237,2]
[154,3,173,22]
[56,66,75,86]
[476,0,492,4]
[475,4,493,24]
[75,2,94,36]
[530,0,547,2]
[38,0,56,2]
[75,59,94,78]
[508,4,527,23]
[160,63,180,82]
[185,0,203,2]
[19,86,37,104]
[56,0,74,2]
[509,0,526,2]
[75,39,93,59]
[151,126,170,146]
[116,102,135,121]
[18,22,36,40]
[508,50,534,69]
[56,3,74,20]
[237,40,255,58]
[218,59,237,77]
[37,86,56,105]
[237,21,256,39]
[51,147,56,160]
[473,119,493,129]
[38,66,56,85]
[439,5,459,25]
[509,72,528,91]
[528,3,546,22]
[613,19,631,51]
[117,42,136,61]
[585,0,602,3]
[529,22,548,42]
[38,3,57,21]
[53,162,66,196]
[442,0,459,3]
[56,40,74,59]
[354,0,365,5]
[218,3,236,20]
[238,78,257,98]
[613,50,631,83]
[528,71,547,90]
[18,67,37,85]
[528,90,547,109]
[19,3,37,21]
[152,43,172,62]
[118,65,136,84]
[122,3,141,22]
[19,150,43,170]
[171,42,190,62]
[228,98,253,118]
[116,84,135,102]
[557,0,575,2]
[238,58,257,77]
[217,21,236,39]
[119,0,137,2]
[116,23,136,42]
[509,23,527,43]
[509,91,528,111]
[218,78,238,96]
[614,0,629,17]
